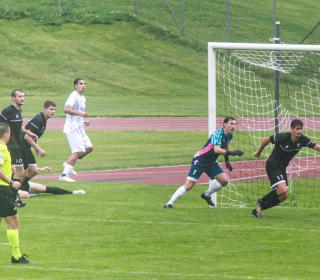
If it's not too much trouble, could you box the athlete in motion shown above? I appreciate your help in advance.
[59,78,93,182]
[164,117,243,208]
[253,119,320,218]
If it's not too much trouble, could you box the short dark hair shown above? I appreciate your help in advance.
[74,77,85,86]
[0,123,10,138]
[11,89,24,97]
[43,100,56,108]
[223,116,236,124]
[290,119,303,129]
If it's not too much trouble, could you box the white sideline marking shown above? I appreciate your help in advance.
[0,264,300,280]
[23,215,320,233]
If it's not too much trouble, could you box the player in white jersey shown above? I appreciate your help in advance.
[59,78,93,182]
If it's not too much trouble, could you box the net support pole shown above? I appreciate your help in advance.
[208,45,217,206]
[274,21,281,133]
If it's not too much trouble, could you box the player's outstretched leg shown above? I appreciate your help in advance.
[164,180,196,208]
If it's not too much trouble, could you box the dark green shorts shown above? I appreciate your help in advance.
[187,157,223,181]
[22,147,36,169]
[0,186,17,217]
[8,144,24,166]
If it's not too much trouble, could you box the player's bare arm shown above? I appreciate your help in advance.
[37,166,52,173]
[64,106,88,117]
[254,137,271,158]
[22,127,38,141]
[24,134,46,157]
[312,143,320,152]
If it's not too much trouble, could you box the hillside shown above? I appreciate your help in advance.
[0,1,318,117]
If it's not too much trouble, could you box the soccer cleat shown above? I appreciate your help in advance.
[16,199,27,207]
[201,192,216,207]
[59,175,76,183]
[72,190,86,195]
[164,204,173,208]
[63,162,78,176]
[15,194,26,208]
[11,255,31,264]
[252,199,263,218]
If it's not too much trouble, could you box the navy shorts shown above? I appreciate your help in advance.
[187,157,223,181]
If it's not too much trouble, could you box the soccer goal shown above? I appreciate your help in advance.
[208,42,320,208]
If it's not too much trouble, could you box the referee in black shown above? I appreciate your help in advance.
[253,119,320,218]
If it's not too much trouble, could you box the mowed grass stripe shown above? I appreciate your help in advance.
[0,264,301,280]
[22,214,320,233]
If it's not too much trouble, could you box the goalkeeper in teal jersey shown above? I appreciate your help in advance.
[164,117,243,208]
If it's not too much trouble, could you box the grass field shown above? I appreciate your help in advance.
[0,1,319,278]
[0,182,319,279]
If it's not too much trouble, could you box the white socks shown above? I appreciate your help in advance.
[167,185,187,205]
[204,180,222,196]
[62,163,74,176]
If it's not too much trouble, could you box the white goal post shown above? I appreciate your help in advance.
[208,42,320,208]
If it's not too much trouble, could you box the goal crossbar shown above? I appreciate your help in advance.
[208,42,320,51]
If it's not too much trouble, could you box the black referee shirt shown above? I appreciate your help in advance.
[268,132,316,168]
[0,105,23,146]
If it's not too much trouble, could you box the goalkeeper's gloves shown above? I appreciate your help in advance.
[225,160,233,171]
[226,150,244,156]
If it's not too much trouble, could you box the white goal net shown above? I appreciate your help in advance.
[208,43,320,208]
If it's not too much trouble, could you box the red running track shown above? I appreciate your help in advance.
[37,157,320,185]
[32,117,320,184]
[25,116,320,131]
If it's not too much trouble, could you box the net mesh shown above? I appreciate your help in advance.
[214,48,320,208]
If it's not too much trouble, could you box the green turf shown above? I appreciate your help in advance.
[35,130,207,172]
[0,182,319,279]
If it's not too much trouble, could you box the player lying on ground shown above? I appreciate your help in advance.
[18,181,85,198]
[164,117,243,208]
[17,167,85,204]
[253,119,320,218]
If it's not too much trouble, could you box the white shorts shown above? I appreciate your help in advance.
[65,129,93,153]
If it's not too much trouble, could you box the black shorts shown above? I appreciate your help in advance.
[0,186,17,217]
[22,148,36,169]
[8,144,24,166]
[266,161,288,189]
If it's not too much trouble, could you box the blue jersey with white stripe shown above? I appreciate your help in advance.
[194,128,232,163]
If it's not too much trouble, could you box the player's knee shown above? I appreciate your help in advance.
[185,180,196,190]
[221,179,229,187]
[277,185,289,200]
[218,177,229,187]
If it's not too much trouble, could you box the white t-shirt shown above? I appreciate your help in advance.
[63,90,86,133]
